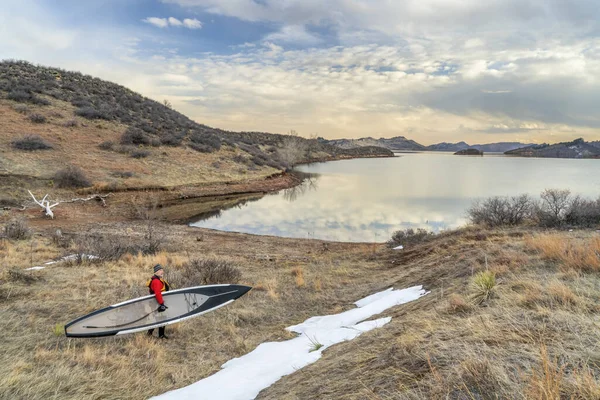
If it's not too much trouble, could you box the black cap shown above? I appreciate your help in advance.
[153,264,164,273]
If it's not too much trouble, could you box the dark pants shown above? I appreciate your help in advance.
[147,326,166,337]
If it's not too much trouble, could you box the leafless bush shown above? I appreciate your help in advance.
[7,90,50,105]
[565,196,600,227]
[4,217,31,240]
[98,140,114,150]
[11,135,53,150]
[388,228,434,247]
[169,259,242,287]
[467,194,533,227]
[75,106,112,120]
[63,119,78,127]
[131,149,150,159]
[120,127,151,145]
[12,104,28,114]
[278,133,308,168]
[54,165,91,188]
[6,269,41,284]
[28,113,46,123]
[535,189,572,227]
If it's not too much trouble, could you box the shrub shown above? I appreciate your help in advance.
[388,228,434,247]
[54,165,91,188]
[4,217,31,240]
[120,127,151,145]
[535,189,571,227]
[131,149,150,159]
[12,104,28,114]
[64,119,78,127]
[565,196,600,227]
[170,259,242,287]
[467,194,533,227]
[75,106,110,120]
[189,143,215,153]
[11,135,53,150]
[28,113,47,123]
[111,171,134,178]
[471,271,496,304]
[159,132,185,146]
[98,140,114,150]
[190,132,221,152]
[6,269,41,284]
[7,90,50,105]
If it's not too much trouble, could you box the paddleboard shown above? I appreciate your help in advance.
[64,284,251,337]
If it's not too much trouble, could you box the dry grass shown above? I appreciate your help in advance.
[526,233,600,272]
[3,222,600,400]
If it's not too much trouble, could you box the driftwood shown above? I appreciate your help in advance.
[28,190,60,218]
[26,191,111,218]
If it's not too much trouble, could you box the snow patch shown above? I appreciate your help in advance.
[393,245,404,250]
[152,285,428,400]
[24,254,99,271]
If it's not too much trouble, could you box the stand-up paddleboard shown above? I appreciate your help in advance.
[64,284,251,338]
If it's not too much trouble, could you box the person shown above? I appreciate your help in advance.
[147,264,170,339]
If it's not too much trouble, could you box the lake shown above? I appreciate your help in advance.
[191,152,600,242]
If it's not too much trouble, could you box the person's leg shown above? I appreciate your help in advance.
[158,326,167,338]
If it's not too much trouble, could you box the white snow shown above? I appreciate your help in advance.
[152,285,428,400]
[393,245,404,250]
[24,254,99,271]
[24,266,46,271]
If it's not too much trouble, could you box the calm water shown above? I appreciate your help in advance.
[191,152,600,242]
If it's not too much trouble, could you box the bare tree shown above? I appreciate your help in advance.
[163,99,172,109]
[536,189,571,226]
[278,131,308,169]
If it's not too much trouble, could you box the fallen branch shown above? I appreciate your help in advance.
[61,193,111,207]
[28,190,59,218]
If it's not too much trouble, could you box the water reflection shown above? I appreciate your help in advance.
[282,173,320,202]
[191,153,600,242]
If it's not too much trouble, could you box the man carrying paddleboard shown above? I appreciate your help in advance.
[147,264,170,339]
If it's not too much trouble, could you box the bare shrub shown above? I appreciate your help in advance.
[565,196,600,227]
[111,171,134,178]
[170,259,242,287]
[63,119,78,127]
[278,133,308,168]
[54,165,91,188]
[535,189,571,227]
[6,269,41,284]
[98,140,114,150]
[388,228,434,247]
[7,90,50,105]
[190,132,221,152]
[4,217,31,240]
[159,131,185,146]
[70,233,163,263]
[28,113,47,123]
[467,194,533,227]
[75,106,111,120]
[11,134,53,150]
[120,127,151,145]
[131,149,150,159]
[12,104,28,114]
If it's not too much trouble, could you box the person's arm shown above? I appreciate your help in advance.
[150,279,164,305]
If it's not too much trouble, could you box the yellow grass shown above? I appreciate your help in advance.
[526,234,600,272]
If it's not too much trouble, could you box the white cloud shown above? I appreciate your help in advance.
[168,17,183,26]
[183,18,202,29]
[143,16,202,29]
[143,17,169,28]
[264,25,321,45]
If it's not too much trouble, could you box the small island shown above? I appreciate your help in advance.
[454,148,483,156]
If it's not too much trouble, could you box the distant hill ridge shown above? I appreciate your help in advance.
[323,136,532,153]
[505,138,600,158]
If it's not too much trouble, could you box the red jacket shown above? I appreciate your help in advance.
[148,275,170,305]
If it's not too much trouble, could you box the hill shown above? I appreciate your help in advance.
[0,60,391,206]
[322,136,531,153]
[505,138,600,158]
[324,136,426,151]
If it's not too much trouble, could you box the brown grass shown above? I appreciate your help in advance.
[526,234,600,272]
[527,345,565,400]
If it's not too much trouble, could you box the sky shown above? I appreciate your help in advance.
[1,0,599,144]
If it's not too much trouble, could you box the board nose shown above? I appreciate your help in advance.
[232,284,252,299]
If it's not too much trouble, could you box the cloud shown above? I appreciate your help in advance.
[143,17,169,28]
[168,17,183,26]
[264,25,321,45]
[183,18,202,29]
[143,16,202,29]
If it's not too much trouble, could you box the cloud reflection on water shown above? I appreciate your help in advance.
[191,153,600,242]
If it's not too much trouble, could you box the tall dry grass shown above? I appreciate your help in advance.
[525,234,600,272]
